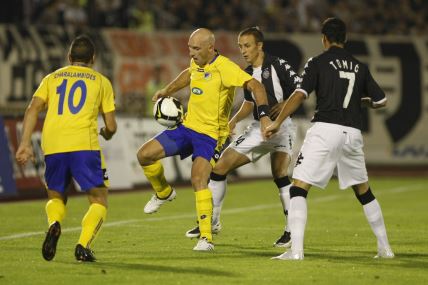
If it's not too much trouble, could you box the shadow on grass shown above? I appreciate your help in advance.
[303,248,428,270]
[59,261,240,277]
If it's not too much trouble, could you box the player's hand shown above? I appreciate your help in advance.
[264,120,281,139]
[269,102,285,120]
[100,127,113,141]
[259,116,272,141]
[152,89,168,102]
[16,144,34,165]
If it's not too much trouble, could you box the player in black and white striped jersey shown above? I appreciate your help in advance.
[185,27,300,247]
[266,17,394,260]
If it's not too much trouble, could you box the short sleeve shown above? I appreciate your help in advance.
[220,60,253,88]
[298,57,318,97]
[100,77,116,113]
[33,75,50,102]
[244,89,253,102]
[364,68,386,103]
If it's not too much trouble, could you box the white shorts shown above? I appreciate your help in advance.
[228,117,296,162]
[292,122,368,189]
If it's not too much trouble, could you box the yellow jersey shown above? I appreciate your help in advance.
[183,55,252,140]
[34,65,115,155]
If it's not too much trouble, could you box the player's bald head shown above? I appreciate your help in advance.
[189,28,215,47]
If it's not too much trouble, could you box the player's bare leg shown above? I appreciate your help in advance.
[137,139,175,214]
[272,179,311,260]
[353,182,394,258]
[191,157,215,251]
[271,151,292,247]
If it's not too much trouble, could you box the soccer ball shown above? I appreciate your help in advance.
[153,96,184,127]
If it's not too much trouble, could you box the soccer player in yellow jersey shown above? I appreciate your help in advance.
[16,35,117,262]
[136,28,271,251]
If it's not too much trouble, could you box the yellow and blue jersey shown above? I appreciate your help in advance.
[183,55,253,140]
[34,65,115,155]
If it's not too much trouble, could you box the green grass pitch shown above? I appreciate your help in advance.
[0,177,427,285]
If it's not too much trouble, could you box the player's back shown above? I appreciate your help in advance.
[35,65,114,155]
[308,46,383,130]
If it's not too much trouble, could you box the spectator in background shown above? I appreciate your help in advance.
[64,0,88,28]
[144,65,166,117]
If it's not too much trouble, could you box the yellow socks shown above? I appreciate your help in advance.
[45,198,66,225]
[195,189,213,242]
[143,160,172,199]
[78,203,107,248]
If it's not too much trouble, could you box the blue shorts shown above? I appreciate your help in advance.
[44,150,108,193]
[155,124,217,163]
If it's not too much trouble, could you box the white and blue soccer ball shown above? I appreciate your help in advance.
[153,96,184,127]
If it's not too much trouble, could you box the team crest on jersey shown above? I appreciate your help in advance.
[262,69,270,79]
[192,87,203,95]
[204,72,212,80]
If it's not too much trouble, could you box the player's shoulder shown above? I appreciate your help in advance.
[267,54,296,72]
[214,55,244,71]
[302,55,319,70]
[266,53,287,66]
[214,54,233,66]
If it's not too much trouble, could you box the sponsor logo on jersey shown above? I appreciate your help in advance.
[192,87,203,95]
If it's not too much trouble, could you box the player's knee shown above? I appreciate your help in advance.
[191,174,207,190]
[212,162,229,176]
[88,188,108,207]
[136,147,152,166]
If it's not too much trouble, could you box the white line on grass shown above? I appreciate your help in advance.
[0,183,423,241]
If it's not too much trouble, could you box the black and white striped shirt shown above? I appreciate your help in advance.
[244,53,301,120]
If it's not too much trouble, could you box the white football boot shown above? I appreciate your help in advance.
[143,189,177,214]
[374,247,395,259]
[193,237,214,251]
[271,250,304,260]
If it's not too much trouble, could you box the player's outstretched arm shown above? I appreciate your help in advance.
[16,97,45,165]
[264,91,306,138]
[152,68,191,102]
[100,111,117,141]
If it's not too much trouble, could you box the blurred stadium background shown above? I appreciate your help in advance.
[0,0,427,200]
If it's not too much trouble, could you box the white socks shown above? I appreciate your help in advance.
[279,185,291,231]
[363,199,391,249]
[208,179,227,225]
[289,196,307,254]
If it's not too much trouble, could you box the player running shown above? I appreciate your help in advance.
[16,35,117,262]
